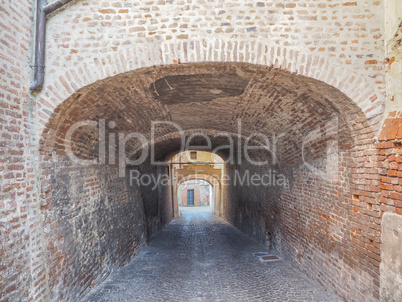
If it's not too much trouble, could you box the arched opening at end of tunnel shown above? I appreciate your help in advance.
[178,180,213,208]
[173,151,221,212]
[38,62,379,301]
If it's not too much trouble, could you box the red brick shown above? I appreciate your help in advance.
[390,192,402,200]
[380,182,393,190]
[388,170,398,177]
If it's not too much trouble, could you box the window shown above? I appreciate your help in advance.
[190,151,197,160]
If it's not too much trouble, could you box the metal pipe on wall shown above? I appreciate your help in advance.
[30,0,47,92]
[43,0,74,14]
[30,0,75,92]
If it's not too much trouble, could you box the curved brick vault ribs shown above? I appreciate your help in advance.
[37,42,383,138]
[41,63,370,161]
[38,62,381,301]
[40,63,369,178]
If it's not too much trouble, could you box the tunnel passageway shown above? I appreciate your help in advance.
[37,63,380,301]
[83,207,340,302]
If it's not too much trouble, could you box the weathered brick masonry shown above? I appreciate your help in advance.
[1,0,401,302]
[226,96,379,301]
[378,112,402,216]
[0,0,44,300]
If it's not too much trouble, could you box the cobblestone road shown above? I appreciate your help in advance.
[84,207,340,302]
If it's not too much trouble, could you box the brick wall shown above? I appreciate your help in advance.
[226,162,277,247]
[0,0,39,301]
[37,111,149,300]
[224,93,380,301]
[0,0,397,301]
[378,112,402,300]
[39,160,147,301]
[378,113,402,216]
[379,3,402,298]
[37,0,385,133]
[136,162,164,240]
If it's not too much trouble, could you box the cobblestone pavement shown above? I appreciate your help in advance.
[83,207,341,302]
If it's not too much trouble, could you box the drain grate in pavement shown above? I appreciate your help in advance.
[254,252,281,262]
[261,255,279,261]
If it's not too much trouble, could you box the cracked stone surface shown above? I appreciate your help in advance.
[83,207,341,302]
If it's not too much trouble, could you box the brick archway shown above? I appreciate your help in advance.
[177,174,220,187]
[177,173,222,214]
[178,176,217,206]
[36,41,383,138]
[36,61,381,301]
